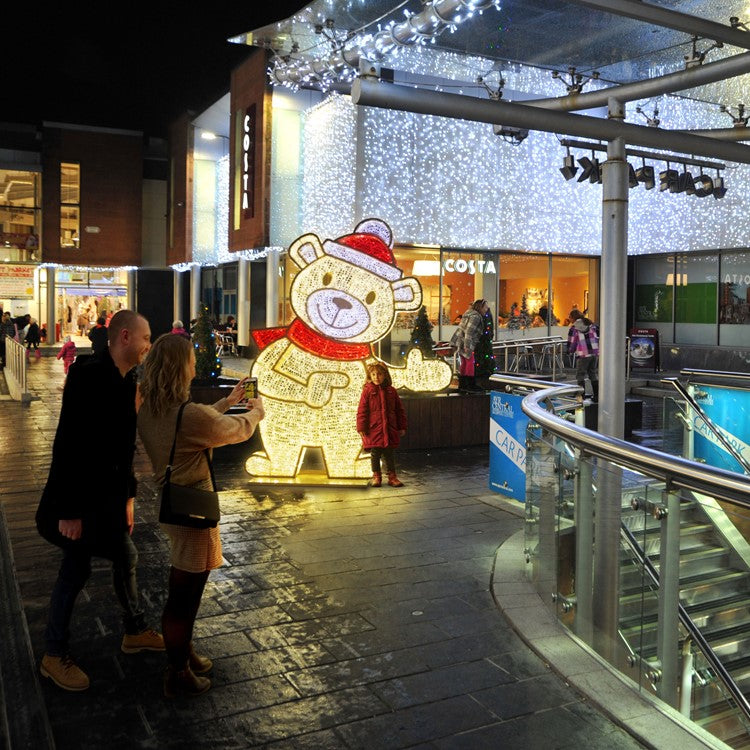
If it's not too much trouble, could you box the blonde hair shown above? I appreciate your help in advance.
[139,333,193,416]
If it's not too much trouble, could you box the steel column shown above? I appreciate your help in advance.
[574,455,594,643]
[237,258,250,348]
[657,490,682,708]
[189,265,201,322]
[266,251,280,327]
[172,270,183,327]
[46,270,56,345]
[126,270,136,312]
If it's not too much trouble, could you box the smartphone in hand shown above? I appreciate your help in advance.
[243,377,258,401]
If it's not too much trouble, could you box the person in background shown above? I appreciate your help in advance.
[25,317,41,358]
[56,336,77,388]
[450,299,489,393]
[357,362,407,488]
[36,310,163,692]
[567,309,600,401]
[137,333,264,697]
[0,311,18,368]
[88,316,109,356]
[170,320,191,340]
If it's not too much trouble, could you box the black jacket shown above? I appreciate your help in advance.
[36,349,138,546]
[88,325,109,355]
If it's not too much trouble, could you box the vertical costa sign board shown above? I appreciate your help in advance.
[242,105,256,219]
[489,391,529,502]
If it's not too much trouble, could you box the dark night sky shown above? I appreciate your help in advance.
[13,3,309,138]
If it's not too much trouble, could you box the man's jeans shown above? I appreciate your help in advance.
[45,532,145,656]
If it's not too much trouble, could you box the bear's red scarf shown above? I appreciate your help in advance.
[252,319,372,361]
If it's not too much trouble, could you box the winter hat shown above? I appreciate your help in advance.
[324,219,402,282]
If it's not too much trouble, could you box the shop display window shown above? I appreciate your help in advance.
[675,253,718,346]
[0,169,41,261]
[719,251,750,347]
[634,254,675,344]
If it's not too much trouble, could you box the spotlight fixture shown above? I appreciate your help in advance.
[576,154,601,183]
[628,162,638,188]
[713,175,728,199]
[694,169,713,197]
[560,149,578,180]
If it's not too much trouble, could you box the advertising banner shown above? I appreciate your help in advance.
[0,265,34,299]
[489,391,529,502]
[629,327,660,371]
[692,384,750,474]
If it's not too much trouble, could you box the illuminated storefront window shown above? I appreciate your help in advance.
[720,251,750,347]
[60,162,80,249]
[0,169,41,262]
[55,267,129,337]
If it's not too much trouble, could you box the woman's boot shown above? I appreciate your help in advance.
[370,472,382,487]
[188,643,213,675]
[163,663,211,698]
[387,472,404,487]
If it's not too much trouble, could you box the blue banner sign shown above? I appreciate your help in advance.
[693,384,750,473]
[489,392,528,502]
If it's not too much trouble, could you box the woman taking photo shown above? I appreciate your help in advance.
[137,333,264,697]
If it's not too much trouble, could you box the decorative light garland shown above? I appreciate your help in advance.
[269,0,502,90]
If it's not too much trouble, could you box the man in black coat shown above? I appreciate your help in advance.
[36,309,164,691]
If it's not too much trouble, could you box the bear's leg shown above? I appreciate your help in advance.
[323,444,371,479]
[246,445,302,477]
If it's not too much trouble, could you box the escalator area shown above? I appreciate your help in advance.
[496,370,750,748]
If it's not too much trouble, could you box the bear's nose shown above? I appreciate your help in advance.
[332,296,352,311]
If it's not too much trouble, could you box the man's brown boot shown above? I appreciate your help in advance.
[370,472,382,487]
[40,654,90,691]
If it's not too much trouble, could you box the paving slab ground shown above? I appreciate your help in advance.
[0,356,714,749]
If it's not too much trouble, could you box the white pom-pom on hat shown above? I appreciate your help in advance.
[354,218,393,248]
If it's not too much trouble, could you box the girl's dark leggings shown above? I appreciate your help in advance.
[162,566,209,668]
[370,447,396,473]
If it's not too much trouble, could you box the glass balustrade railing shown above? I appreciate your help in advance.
[508,375,750,747]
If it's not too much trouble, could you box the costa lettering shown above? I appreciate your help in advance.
[443,259,497,275]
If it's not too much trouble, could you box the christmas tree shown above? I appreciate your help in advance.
[193,302,222,381]
[473,306,496,377]
[409,305,436,358]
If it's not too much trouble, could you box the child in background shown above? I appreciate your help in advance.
[357,362,407,487]
[56,336,77,387]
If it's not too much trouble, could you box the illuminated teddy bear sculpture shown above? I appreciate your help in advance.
[247,218,452,480]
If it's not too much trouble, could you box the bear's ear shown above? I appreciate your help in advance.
[288,234,325,269]
[392,277,422,312]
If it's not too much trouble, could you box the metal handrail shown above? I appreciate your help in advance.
[621,524,750,724]
[519,381,750,509]
[662,377,750,476]
[680,368,750,383]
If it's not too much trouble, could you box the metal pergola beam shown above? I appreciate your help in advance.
[352,78,750,164]
[523,51,750,111]
[565,0,750,50]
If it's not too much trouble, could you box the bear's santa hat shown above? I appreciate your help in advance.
[323,219,402,282]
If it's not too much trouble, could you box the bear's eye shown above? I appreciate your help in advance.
[322,272,333,286]
[365,291,376,305]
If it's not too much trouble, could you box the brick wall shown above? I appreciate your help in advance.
[42,125,143,265]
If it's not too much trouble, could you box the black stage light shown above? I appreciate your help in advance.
[659,167,679,192]
[628,163,638,188]
[560,154,578,180]
[713,176,727,199]
[635,164,655,190]
[577,155,601,183]
[694,172,713,198]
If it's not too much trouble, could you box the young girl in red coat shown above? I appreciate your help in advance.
[357,362,407,487]
[56,336,77,386]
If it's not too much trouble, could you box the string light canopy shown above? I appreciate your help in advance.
[267,0,502,90]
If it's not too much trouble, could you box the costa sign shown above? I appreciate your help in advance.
[443,258,497,275]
